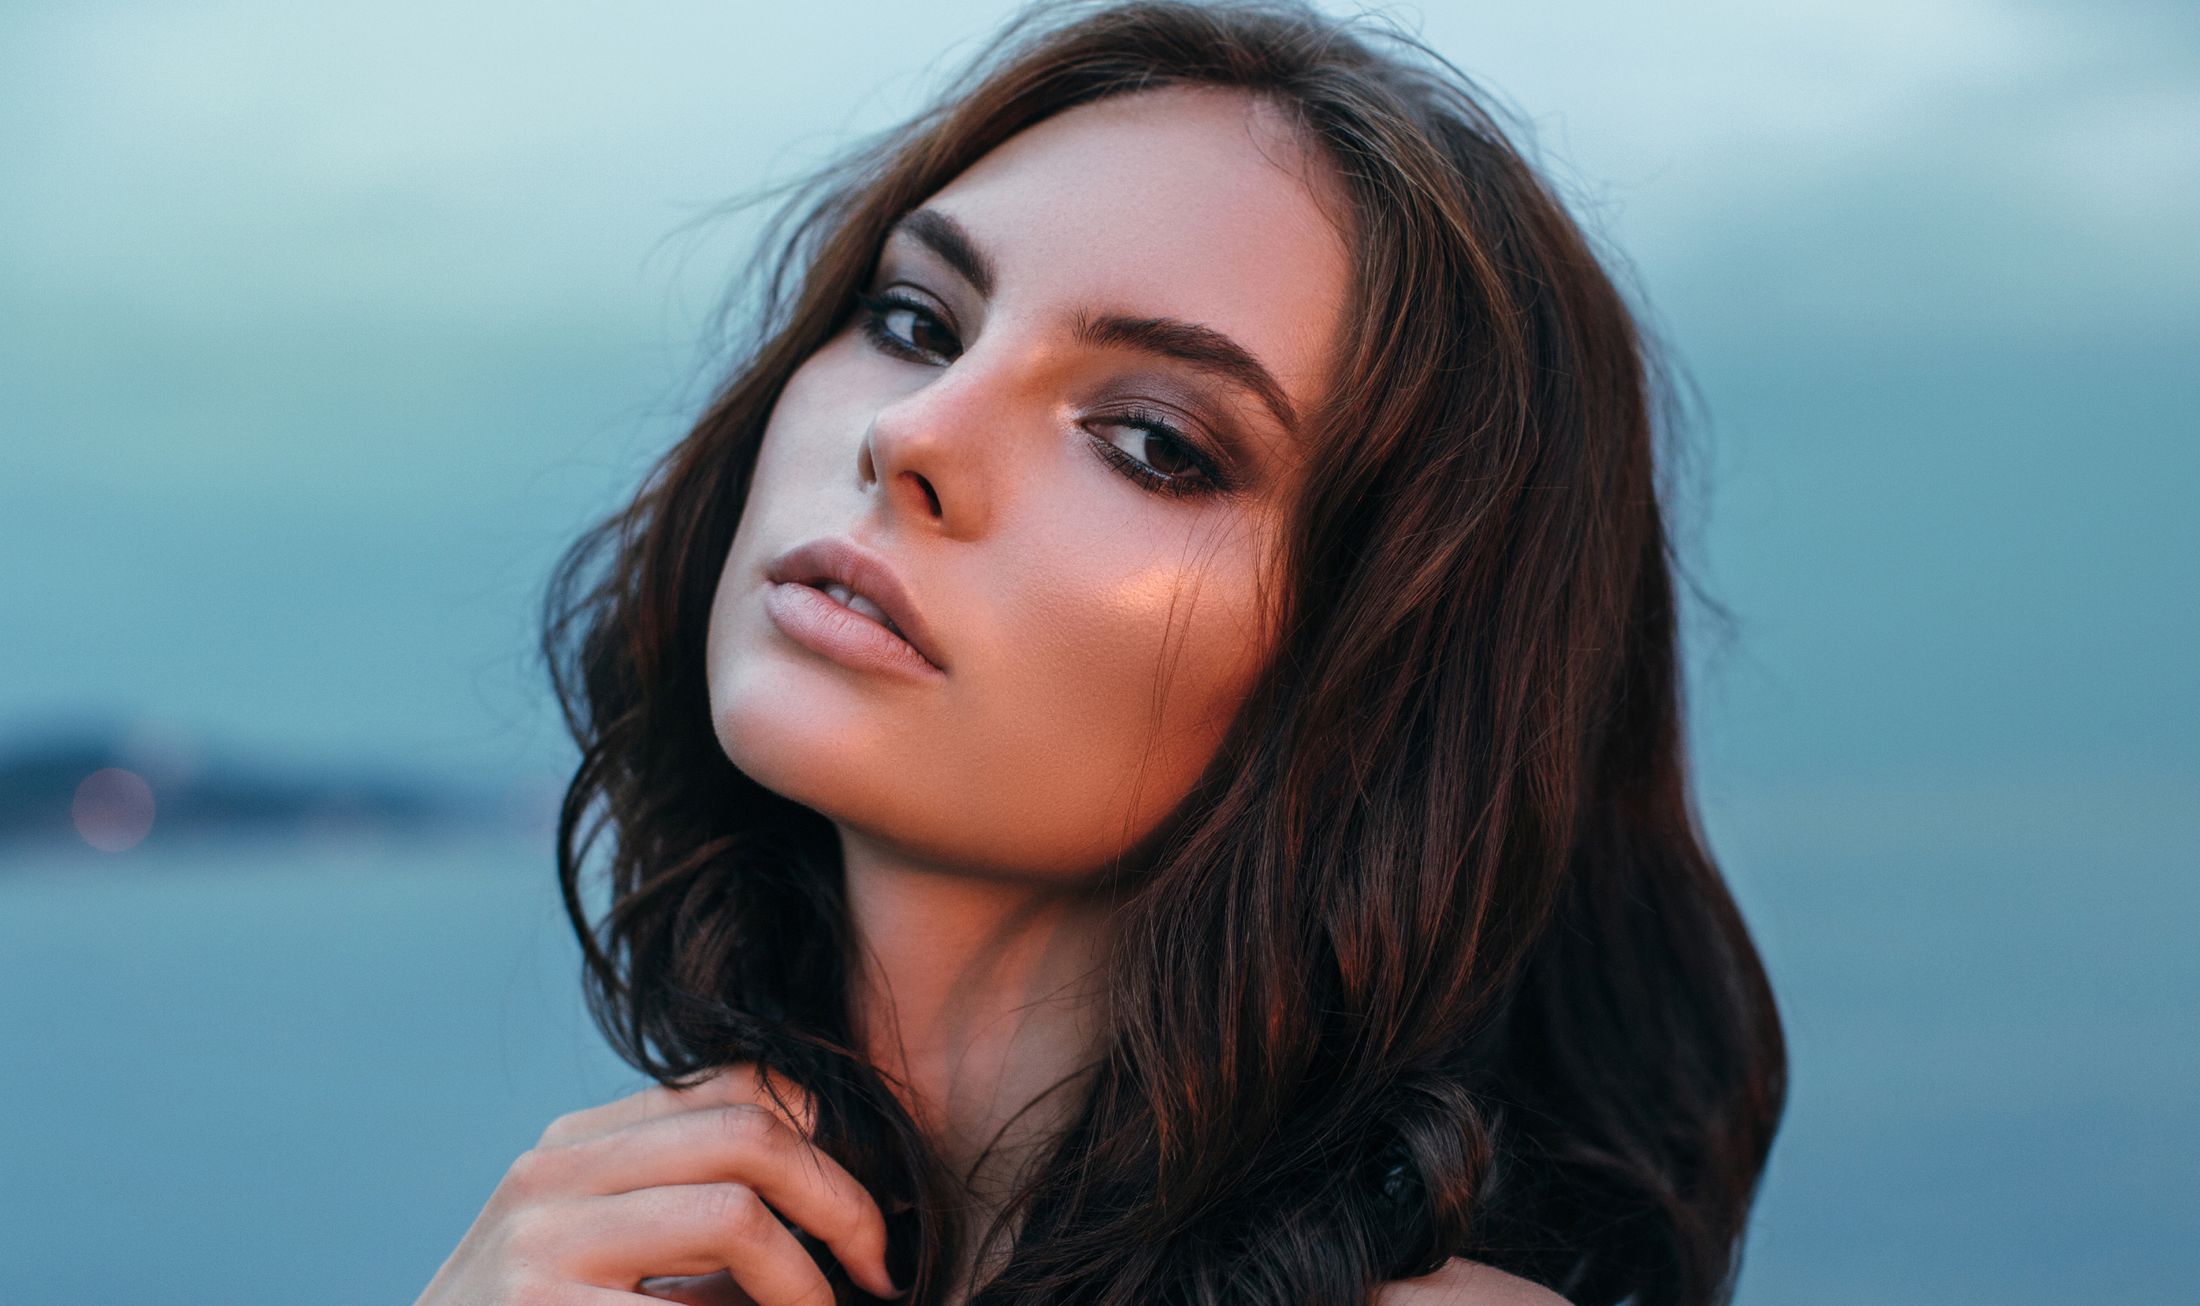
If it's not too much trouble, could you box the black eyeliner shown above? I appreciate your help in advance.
[850,287,1240,499]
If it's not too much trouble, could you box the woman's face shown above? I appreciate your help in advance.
[706,85,1351,880]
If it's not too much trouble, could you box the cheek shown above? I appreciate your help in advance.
[703,362,869,781]
[956,526,1275,874]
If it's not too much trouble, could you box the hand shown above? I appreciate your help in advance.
[413,1063,906,1305]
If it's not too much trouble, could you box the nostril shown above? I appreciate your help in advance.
[902,469,940,517]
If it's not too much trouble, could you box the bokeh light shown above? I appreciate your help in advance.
[71,766,156,852]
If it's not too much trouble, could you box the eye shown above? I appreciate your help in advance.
[1087,415,1232,500]
[853,288,959,361]
[852,288,1237,501]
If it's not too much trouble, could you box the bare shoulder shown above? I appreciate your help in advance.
[1376,1257,1572,1306]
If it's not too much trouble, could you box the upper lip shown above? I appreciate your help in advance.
[765,536,947,671]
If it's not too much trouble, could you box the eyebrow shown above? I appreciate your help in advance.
[884,207,1303,437]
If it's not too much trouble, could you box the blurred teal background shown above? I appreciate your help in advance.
[3,1,2195,1302]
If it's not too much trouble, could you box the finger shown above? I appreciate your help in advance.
[639,1268,764,1305]
[636,1270,757,1305]
[569,1291,692,1306]
[544,1064,819,1147]
[545,1104,896,1300]
[570,1182,837,1305]
[542,1063,819,1147]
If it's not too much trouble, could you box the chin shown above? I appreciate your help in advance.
[715,690,852,796]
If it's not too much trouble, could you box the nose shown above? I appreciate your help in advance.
[858,416,943,525]
[858,342,1032,538]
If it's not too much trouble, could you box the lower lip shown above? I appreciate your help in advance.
[763,581,946,682]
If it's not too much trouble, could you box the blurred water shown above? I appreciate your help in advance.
[1705,780,2200,1304]
[2,790,2193,1304]
[0,830,639,1304]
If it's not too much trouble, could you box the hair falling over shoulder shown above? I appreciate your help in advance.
[538,2,1788,1302]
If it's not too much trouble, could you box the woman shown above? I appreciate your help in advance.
[418,1,1786,1302]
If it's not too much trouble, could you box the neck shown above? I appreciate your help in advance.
[838,827,1119,1234]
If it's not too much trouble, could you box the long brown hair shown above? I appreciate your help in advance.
[539,2,1787,1302]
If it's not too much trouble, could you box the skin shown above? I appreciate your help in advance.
[703,84,1345,1287]
[410,83,1561,1306]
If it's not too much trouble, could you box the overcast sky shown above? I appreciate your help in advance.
[3,0,2194,808]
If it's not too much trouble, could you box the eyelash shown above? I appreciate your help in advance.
[851,288,1235,500]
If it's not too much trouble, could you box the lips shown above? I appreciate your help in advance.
[764,536,946,672]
